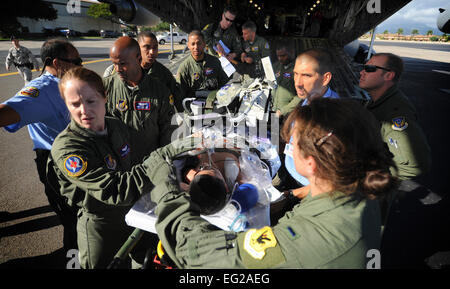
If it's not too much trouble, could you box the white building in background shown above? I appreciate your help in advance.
[17,0,120,34]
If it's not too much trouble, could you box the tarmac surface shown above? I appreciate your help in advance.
[0,38,449,269]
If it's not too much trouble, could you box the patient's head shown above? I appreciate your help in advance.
[189,167,230,215]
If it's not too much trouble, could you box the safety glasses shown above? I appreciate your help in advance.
[224,15,235,23]
[363,64,391,73]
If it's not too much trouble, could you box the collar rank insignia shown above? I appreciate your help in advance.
[134,101,151,111]
[392,116,408,131]
[104,154,117,170]
[116,99,128,112]
[64,155,87,177]
[244,226,277,260]
[19,87,39,98]
[119,143,131,158]
[193,72,200,80]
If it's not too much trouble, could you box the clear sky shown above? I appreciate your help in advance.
[376,0,449,35]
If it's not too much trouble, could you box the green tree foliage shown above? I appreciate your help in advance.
[411,29,419,36]
[426,30,433,36]
[383,30,389,34]
[396,28,404,35]
[1,0,57,36]
[87,3,114,21]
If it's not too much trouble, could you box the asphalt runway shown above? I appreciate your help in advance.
[0,38,449,269]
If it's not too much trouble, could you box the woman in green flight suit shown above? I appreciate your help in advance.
[143,98,400,268]
[49,67,198,269]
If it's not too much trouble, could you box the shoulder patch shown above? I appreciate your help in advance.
[19,87,39,98]
[116,99,128,112]
[104,154,117,170]
[193,72,200,80]
[244,227,277,259]
[64,155,88,177]
[238,226,286,269]
[392,116,408,131]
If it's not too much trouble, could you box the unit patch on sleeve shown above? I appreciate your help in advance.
[243,226,277,260]
[19,87,39,98]
[64,155,88,177]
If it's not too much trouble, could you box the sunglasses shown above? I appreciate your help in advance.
[363,64,391,73]
[224,15,235,23]
[58,57,83,66]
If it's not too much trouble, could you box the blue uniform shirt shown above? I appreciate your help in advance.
[2,72,70,150]
[301,87,340,106]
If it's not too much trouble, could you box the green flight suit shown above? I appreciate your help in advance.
[103,72,176,159]
[366,85,432,180]
[146,60,183,113]
[176,54,229,99]
[202,22,243,59]
[239,35,271,78]
[144,140,382,269]
[50,117,156,269]
[272,61,299,116]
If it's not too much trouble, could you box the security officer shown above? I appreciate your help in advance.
[272,42,299,118]
[176,30,229,100]
[0,38,81,252]
[103,36,176,158]
[142,98,398,269]
[359,53,431,180]
[202,5,242,64]
[103,32,183,113]
[51,66,166,268]
[5,35,40,84]
[239,20,271,79]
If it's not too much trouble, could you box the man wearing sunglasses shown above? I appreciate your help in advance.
[0,38,82,255]
[202,5,243,64]
[359,53,431,180]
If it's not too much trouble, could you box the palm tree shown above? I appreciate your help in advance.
[427,30,433,36]
[396,28,404,39]
[411,29,419,40]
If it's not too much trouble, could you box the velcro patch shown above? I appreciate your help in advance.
[19,87,39,98]
[193,72,200,80]
[204,68,214,76]
[116,99,128,112]
[392,116,408,131]
[134,101,151,111]
[238,226,286,269]
[119,143,131,158]
[64,155,87,177]
[104,154,117,170]
[244,227,277,259]
[283,72,292,78]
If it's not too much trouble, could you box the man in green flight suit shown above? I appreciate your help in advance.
[359,52,432,180]
[202,5,242,64]
[136,31,183,113]
[239,20,271,79]
[272,42,299,119]
[103,36,176,158]
[176,30,229,100]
